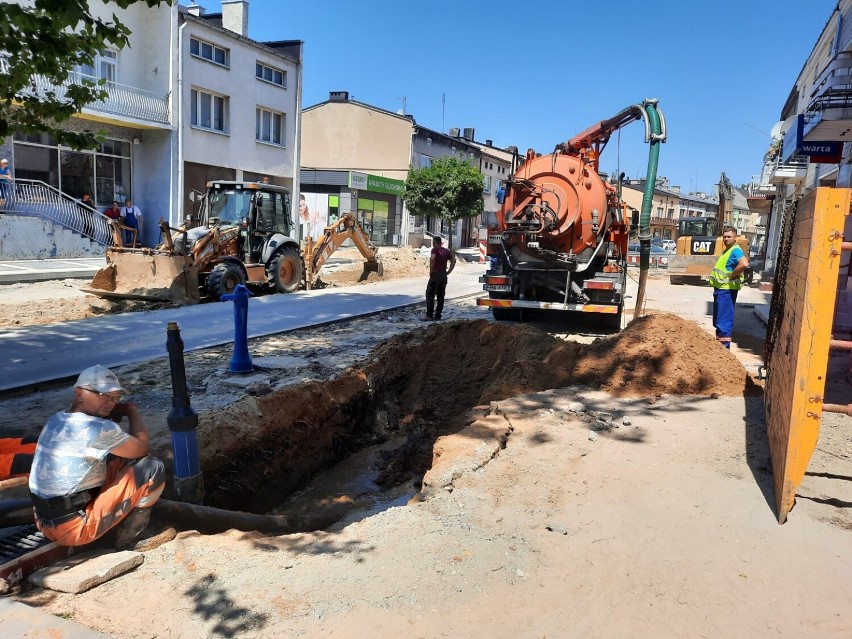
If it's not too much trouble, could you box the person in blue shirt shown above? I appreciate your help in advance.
[709,226,750,349]
[0,158,13,206]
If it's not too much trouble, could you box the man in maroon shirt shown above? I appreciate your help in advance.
[423,236,456,320]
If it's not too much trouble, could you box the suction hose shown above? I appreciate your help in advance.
[633,100,664,319]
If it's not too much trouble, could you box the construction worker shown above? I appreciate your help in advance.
[709,226,749,349]
[28,365,165,547]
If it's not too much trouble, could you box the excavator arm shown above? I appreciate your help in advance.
[303,213,383,289]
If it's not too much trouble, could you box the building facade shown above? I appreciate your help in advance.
[621,179,714,240]
[2,1,303,248]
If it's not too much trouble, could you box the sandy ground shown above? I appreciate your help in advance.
[3,264,852,638]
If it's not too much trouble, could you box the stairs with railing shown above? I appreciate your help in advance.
[0,179,111,259]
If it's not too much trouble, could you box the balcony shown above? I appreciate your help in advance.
[804,51,852,140]
[769,155,808,185]
[650,216,677,226]
[21,71,170,127]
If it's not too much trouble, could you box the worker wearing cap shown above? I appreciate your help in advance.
[28,365,165,547]
[0,158,13,206]
[709,226,749,349]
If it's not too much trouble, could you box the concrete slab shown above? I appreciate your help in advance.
[754,304,770,325]
[0,597,116,638]
[29,549,143,594]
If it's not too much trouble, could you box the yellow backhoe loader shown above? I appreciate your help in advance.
[83,181,382,304]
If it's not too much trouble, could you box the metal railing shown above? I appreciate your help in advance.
[1,179,113,246]
[808,51,852,111]
[22,71,170,125]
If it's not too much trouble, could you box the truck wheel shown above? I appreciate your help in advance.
[207,262,245,301]
[268,247,304,293]
[491,307,520,321]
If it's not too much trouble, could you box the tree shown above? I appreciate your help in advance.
[402,155,484,249]
[0,0,170,150]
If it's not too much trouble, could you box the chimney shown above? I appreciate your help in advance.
[221,0,249,37]
[187,3,205,16]
[485,139,493,147]
[449,127,460,138]
[329,91,349,102]
[462,127,475,141]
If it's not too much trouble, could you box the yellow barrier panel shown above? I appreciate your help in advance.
[765,187,850,523]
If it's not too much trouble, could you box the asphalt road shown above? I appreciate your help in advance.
[0,269,484,393]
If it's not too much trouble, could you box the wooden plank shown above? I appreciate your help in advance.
[765,187,850,523]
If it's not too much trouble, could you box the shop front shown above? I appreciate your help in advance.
[299,169,405,246]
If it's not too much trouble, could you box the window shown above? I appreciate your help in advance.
[191,88,228,133]
[419,155,433,169]
[483,175,491,193]
[255,107,284,145]
[77,49,117,84]
[255,62,286,88]
[190,37,229,68]
[667,208,674,219]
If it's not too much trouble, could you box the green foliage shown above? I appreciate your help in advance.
[0,0,171,150]
[403,155,485,221]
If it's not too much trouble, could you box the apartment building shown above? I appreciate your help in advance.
[1,1,302,249]
[621,179,714,240]
[180,2,302,222]
[301,92,503,249]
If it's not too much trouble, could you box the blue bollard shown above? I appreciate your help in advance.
[221,283,253,373]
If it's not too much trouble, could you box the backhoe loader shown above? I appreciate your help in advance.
[83,181,382,304]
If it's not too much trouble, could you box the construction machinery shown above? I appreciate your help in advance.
[668,173,749,285]
[477,99,666,327]
[84,181,382,304]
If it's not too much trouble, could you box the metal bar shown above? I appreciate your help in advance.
[823,403,852,416]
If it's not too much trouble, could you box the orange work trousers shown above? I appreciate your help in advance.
[34,455,165,547]
[0,436,37,480]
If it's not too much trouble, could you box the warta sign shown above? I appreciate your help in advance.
[782,114,843,164]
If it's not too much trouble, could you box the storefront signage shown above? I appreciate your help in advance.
[783,114,843,163]
[348,171,404,196]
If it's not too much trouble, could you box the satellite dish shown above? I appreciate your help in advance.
[769,121,784,140]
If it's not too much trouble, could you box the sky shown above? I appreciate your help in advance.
[216,0,836,195]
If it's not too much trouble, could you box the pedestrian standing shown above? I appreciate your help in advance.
[422,236,456,321]
[709,226,749,349]
[122,197,143,247]
[28,365,165,548]
[0,158,14,207]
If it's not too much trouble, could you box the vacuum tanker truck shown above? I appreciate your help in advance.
[477,100,666,328]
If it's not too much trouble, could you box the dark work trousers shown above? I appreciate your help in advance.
[712,288,738,348]
[425,272,448,318]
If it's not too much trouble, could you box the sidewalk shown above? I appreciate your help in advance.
[0,257,103,284]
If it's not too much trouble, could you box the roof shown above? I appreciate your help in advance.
[302,97,415,125]
[181,9,302,65]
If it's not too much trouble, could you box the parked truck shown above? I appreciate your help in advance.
[477,100,666,328]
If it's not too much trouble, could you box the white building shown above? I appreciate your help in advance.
[0,1,303,249]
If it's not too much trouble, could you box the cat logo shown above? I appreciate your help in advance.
[692,240,713,254]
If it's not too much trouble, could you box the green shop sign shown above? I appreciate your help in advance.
[349,171,405,196]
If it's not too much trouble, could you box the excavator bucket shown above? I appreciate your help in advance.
[359,259,383,282]
[82,249,201,305]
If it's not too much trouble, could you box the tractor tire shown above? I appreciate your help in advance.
[207,262,245,301]
[268,247,304,293]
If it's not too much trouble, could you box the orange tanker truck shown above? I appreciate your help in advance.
[477,99,666,329]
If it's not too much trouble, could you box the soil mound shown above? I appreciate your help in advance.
[202,314,750,512]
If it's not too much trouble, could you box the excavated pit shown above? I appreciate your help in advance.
[201,313,756,514]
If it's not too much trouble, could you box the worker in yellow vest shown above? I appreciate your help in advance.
[709,226,749,349]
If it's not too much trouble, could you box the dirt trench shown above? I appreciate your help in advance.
[201,313,755,514]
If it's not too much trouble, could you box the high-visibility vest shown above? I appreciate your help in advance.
[709,245,743,290]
